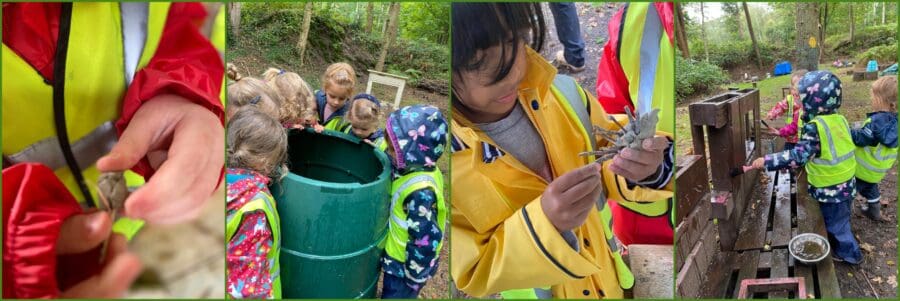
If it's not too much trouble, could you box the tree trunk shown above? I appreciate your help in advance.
[819,3,828,63]
[674,3,691,59]
[850,3,855,42]
[227,3,241,37]
[365,2,374,33]
[796,2,820,71]
[376,2,401,72]
[882,2,886,24]
[382,4,390,36]
[296,2,314,66]
[743,2,762,68]
[700,3,709,62]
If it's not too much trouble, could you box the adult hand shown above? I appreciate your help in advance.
[768,127,780,135]
[97,94,224,225]
[57,211,142,298]
[541,163,604,232]
[751,157,766,170]
[608,136,668,182]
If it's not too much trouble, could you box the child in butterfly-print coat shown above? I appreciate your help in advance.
[380,105,448,298]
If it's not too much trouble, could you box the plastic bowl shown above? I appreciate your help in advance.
[789,233,830,265]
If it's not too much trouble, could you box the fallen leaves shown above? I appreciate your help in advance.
[860,242,875,253]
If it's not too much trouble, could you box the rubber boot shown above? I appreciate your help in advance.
[862,201,883,221]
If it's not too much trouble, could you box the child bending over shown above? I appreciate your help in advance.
[226,108,288,298]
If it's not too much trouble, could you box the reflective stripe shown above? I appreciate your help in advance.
[7,121,117,171]
[869,145,898,160]
[636,4,661,116]
[810,116,853,165]
[120,3,149,86]
[389,174,438,230]
[552,75,596,151]
[857,155,892,173]
[501,287,552,299]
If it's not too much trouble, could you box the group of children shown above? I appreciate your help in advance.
[224,62,448,299]
[755,70,898,265]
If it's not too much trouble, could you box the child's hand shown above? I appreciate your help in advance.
[363,139,376,147]
[57,211,142,298]
[96,94,224,225]
[751,157,766,170]
[608,136,668,182]
[292,123,306,130]
[313,123,325,133]
[768,127,780,135]
[541,163,604,232]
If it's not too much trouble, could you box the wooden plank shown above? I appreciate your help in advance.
[675,155,710,223]
[732,250,761,298]
[690,125,707,161]
[815,256,842,298]
[757,251,773,269]
[676,195,711,271]
[689,93,736,128]
[699,251,738,298]
[771,169,792,247]
[676,250,701,298]
[738,277,805,299]
[794,263,815,298]
[694,223,716,275]
[796,171,841,298]
[710,190,734,219]
[769,249,790,299]
[629,245,674,299]
[734,170,777,250]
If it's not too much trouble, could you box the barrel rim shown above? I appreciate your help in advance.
[282,128,391,190]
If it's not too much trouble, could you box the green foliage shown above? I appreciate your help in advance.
[676,54,730,100]
[231,3,449,91]
[689,40,793,69]
[827,25,897,57]
[856,44,898,64]
[399,2,450,45]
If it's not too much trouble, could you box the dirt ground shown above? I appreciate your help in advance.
[538,2,620,93]
[836,165,898,298]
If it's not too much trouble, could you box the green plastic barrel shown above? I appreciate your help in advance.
[272,129,391,298]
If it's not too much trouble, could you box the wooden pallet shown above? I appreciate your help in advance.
[689,89,762,251]
[695,169,840,299]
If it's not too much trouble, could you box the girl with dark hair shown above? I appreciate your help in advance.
[449,3,675,298]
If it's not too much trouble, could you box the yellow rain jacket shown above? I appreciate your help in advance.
[450,48,673,298]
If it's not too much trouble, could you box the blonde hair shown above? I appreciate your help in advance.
[791,69,808,88]
[346,97,381,131]
[263,68,317,123]
[322,62,356,100]
[226,108,288,180]
[227,63,281,120]
[871,75,897,112]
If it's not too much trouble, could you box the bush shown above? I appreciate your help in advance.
[856,44,898,64]
[676,54,730,100]
[233,5,448,91]
[689,40,792,69]
[828,25,897,57]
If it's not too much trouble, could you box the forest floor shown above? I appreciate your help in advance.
[676,63,898,298]
[538,2,620,94]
